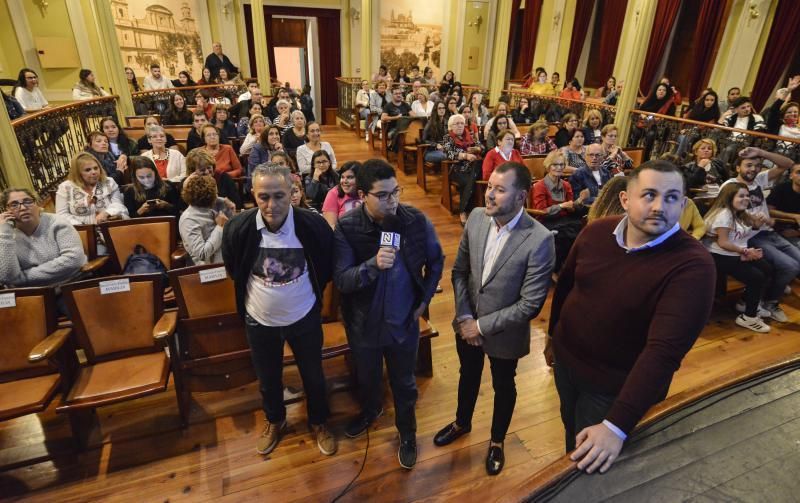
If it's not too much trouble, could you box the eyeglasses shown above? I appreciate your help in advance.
[315,160,330,165]
[549,163,565,168]
[7,198,35,209]
[586,153,603,157]
[368,187,403,201]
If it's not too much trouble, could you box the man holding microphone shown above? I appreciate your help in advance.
[333,159,444,469]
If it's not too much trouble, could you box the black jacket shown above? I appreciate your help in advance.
[222,207,333,320]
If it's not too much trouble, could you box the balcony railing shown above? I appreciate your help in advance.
[626,110,800,164]
[11,96,118,197]
[131,83,251,115]
[501,88,618,126]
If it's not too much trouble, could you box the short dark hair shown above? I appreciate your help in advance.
[627,160,683,192]
[731,96,751,108]
[494,162,531,191]
[357,159,396,193]
[736,154,761,168]
[337,161,361,197]
[727,86,740,95]
[150,63,160,69]
[193,108,207,119]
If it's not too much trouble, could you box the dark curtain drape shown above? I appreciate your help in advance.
[751,0,800,110]
[593,0,628,81]
[511,0,544,79]
[638,0,681,96]
[316,15,342,111]
[685,0,727,102]
[565,0,595,79]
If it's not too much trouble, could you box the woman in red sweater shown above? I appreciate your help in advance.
[201,124,243,178]
[481,129,523,180]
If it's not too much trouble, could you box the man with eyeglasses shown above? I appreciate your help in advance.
[333,159,444,469]
[569,143,612,205]
[0,188,86,289]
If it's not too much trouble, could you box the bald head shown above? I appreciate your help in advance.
[586,143,604,170]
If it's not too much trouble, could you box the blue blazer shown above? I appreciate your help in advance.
[569,166,612,204]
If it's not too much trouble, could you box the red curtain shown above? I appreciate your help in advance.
[638,0,681,96]
[685,0,727,102]
[565,0,595,79]
[512,0,544,79]
[593,0,628,80]
[751,0,800,110]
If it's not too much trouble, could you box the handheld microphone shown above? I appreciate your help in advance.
[379,213,401,250]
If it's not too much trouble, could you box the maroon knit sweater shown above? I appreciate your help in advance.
[549,216,715,434]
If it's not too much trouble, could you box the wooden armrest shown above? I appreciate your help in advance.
[153,310,178,341]
[171,246,188,264]
[774,217,796,225]
[526,208,548,217]
[80,256,108,273]
[29,327,72,363]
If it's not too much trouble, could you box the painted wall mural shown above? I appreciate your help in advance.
[379,0,445,78]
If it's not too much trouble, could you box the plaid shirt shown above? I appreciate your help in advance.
[520,136,556,156]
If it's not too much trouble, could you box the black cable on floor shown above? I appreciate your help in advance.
[330,428,369,503]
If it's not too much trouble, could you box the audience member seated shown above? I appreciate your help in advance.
[265,87,294,121]
[411,88,433,117]
[372,65,392,85]
[381,87,412,150]
[187,110,230,151]
[718,86,740,114]
[561,128,588,174]
[582,109,604,144]
[231,84,261,120]
[282,110,307,160]
[212,105,238,140]
[125,66,141,93]
[512,96,538,125]
[551,72,561,93]
[520,119,557,155]
[441,70,455,90]
[270,151,297,173]
[468,92,489,126]
[632,82,677,155]
[702,183,775,333]
[445,95,460,118]
[13,68,49,112]
[236,102,263,136]
[0,187,86,288]
[290,173,315,212]
[717,96,766,137]
[767,163,800,246]
[85,131,127,185]
[304,150,339,211]
[449,82,465,108]
[603,79,624,105]
[482,129,523,180]
[240,114,268,156]
[56,152,129,225]
[3,89,24,120]
[194,90,215,120]
[124,156,182,218]
[137,115,178,152]
[296,122,337,176]
[586,175,627,221]
[179,174,230,265]
[422,102,448,164]
[423,66,436,86]
[356,80,371,126]
[681,198,706,240]
[483,101,520,139]
[196,67,213,86]
[528,68,557,96]
[201,124,242,178]
[72,69,109,100]
[101,116,138,165]
[205,42,238,80]
[216,68,242,86]
[272,99,294,135]
[683,138,728,190]
[186,148,241,209]
[162,93,193,125]
[322,161,362,228]
[659,76,683,107]
[171,70,196,89]
[599,124,633,175]
[142,126,187,182]
[559,78,583,100]
[594,76,616,98]
[765,75,800,140]
[484,114,510,150]
[444,113,484,225]
[532,151,589,269]
[143,62,174,90]
[554,113,579,148]
[366,81,389,139]
[460,104,481,141]
[569,143,611,204]
[248,125,285,176]
[676,89,722,157]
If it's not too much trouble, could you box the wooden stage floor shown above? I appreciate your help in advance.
[2,126,799,502]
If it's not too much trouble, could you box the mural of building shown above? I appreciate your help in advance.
[380,1,444,78]
[111,0,204,80]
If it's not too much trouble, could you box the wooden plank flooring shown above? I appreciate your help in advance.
[1,126,799,502]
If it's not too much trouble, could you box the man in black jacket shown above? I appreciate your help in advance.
[222,162,337,457]
[333,159,445,469]
[205,42,239,80]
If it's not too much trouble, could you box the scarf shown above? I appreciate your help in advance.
[449,128,474,150]
[75,81,103,97]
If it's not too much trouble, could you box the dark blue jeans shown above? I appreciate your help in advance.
[553,361,617,452]
[351,339,419,440]
[244,306,329,425]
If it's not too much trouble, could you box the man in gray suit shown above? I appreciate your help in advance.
[433,162,555,476]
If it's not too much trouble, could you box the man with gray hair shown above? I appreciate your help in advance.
[222,162,337,457]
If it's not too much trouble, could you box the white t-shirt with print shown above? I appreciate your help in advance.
[703,208,759,256]
[721,170,772,230]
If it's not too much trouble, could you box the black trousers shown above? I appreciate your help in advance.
[455,336,519,443]
[351,339,419,440]
[553,361,616,452]
[712,254,773,317]
[450,160,482,214]
[244,307,329,425]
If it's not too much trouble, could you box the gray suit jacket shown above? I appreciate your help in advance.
[451,208,555,359]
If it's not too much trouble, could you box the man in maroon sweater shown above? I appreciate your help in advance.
[547,160,715,474]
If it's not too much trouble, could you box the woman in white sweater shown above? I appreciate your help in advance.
[179,175,229,265]
[296,122,337,175]
[56,152,129,225]
[142,125,187,182]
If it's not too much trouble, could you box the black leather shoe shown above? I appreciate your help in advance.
[344,408,383,438]
[433,422,471,447]
[486,445,504,476]
[398,437,417,469]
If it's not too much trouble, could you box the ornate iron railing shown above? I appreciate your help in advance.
[131,83,249,115]
[11,96,118,197]
[501,88,618,125]
[626,110,800,165]
[335,77,361,127]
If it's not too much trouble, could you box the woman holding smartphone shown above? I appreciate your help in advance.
[123,156,181,218]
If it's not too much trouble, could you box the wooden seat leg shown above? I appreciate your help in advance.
[68,408,97,450]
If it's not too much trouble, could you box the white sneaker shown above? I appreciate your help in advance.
[365,131,370,142]
[735,314,771,333]
[763,303,789,323]
[735,300,771,318]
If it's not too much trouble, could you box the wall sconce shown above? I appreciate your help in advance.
[221,1,232,17]
[468,14,483,32]
[748,1,760,19]
[552,11,561,30]
[349,7,360,22]
[34,0,49,16]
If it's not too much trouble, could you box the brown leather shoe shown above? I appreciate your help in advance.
[256,419,286,455]
[312,423,338,456]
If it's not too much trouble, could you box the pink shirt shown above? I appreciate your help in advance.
[322,187,361,217]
